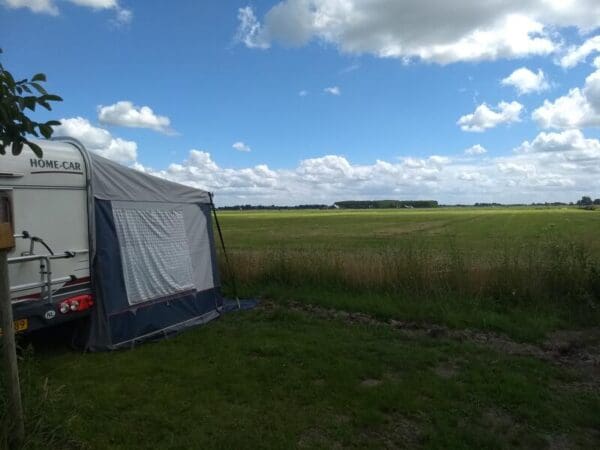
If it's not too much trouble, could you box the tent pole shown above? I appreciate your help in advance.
[209,194,240,309]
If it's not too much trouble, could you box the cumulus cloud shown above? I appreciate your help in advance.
[3,0,57,14]
[232,141,251,152]
[3,0,131,22]
[532,67,600,129]
[236,6,269,49]
[516,129,600,160]
[52,117,137,164]
[560,35,600,68]
[324,86,341,96]
[235,0,600,64]
[98,101,173,134]
[501,67,549,95]
[458,101,523,132]
[464,144,487,155]
[131,128,600,205]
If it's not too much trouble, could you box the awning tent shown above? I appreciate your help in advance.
[86,153,222,350]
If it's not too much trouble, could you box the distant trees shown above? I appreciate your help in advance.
[577,196,593,206]
[218,204,331,211]
[575,196,599,209]
[335,200,438,209]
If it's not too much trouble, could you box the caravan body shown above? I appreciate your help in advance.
[0,138,222,349]
[1,140,92,330]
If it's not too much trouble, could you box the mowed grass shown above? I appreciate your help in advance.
[6,308,600,449]
[2,207,599,449]
[217,208,600,341]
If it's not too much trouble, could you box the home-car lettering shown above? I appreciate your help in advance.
[30,159,82,172]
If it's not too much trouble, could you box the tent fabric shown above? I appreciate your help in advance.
[85,154,222,351]
[89,153,211,204]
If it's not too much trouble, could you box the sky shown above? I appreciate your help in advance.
[2,0,600,205]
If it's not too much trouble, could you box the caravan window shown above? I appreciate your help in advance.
[0,191,12,227]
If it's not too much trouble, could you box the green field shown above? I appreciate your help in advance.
[218,207,600,254]
[218,207,600,340]
[2,207,599,449]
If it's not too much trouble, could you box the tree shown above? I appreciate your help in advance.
[577,196,593,206]
[0,48,63,157]
[594,198,600,205]
[0,49,63,448]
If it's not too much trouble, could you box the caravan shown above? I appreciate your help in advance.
[0,138,223,350]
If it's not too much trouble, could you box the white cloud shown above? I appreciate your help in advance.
[236,6,270,49]
[324,86,341,96]
[236,1,600,64]
[232,141,251,152]
[129,127,600,206]
[3,0,57,14]
[112,6,132,25]
[560,35,600,68]
[98,101,173,134]
[501,67,549,95]
[533,67,600,129]
[52,117,137,164]
[458,101,524,132]
[464,144,487,155]
[298,90,308,97]
[3,0,131,22]
[67,0,116,8]
[516,129,600,161]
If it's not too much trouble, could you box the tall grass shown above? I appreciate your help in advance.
[0,345,83,449]
[219,234,600,314]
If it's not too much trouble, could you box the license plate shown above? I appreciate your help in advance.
[0,318,28,336]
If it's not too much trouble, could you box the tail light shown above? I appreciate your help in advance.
[59,295,94,314]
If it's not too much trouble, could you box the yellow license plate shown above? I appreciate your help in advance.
[0,319,28,336]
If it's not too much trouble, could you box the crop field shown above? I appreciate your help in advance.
[2,207,600,449]
[219,207,600,340]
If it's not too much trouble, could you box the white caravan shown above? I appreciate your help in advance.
[1,138,93,333]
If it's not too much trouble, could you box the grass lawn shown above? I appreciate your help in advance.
[10,306,600,449]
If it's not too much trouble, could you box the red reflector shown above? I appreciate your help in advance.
[58,294,94,314]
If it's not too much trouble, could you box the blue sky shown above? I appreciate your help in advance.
[3,1,600,205]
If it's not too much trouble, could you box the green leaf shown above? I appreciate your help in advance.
[25,141,43,158]
[11,140,23,156]
[31,73,46,82]
[42,94,63,102]
[45,120,61,127]
[4,70,15,88]
[39,124,53,139]
[30,82,47,95]
[23,96,37,111]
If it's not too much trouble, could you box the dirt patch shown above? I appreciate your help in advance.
[270,300,600,384]
[434,362,459,379]
[482,408,516,433]
[361,415,422,449]
[543,434,575,450]
[360,378,382,387]
[297,428,338,449]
